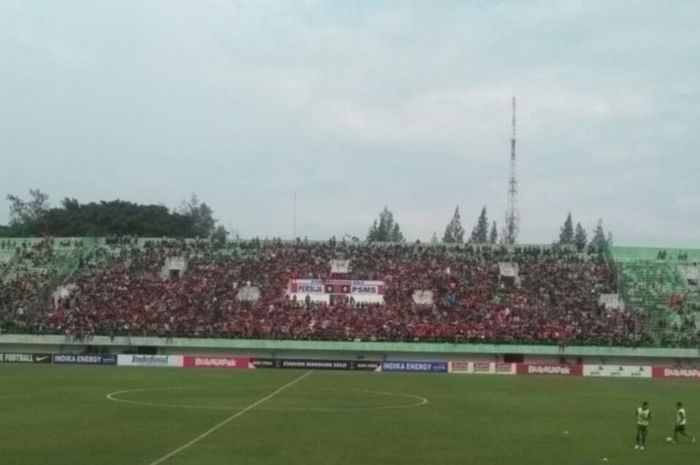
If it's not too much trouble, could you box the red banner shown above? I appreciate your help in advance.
[516,364,582,376]
[183,356,251,369]
[652,367,700,379]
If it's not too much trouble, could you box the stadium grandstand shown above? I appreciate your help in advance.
[615,247,700,348]
[1,236,698,348]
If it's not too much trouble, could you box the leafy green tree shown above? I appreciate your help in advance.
[367,207,404,242]
[61,197,80,211]
[6,189,50,226]
[179,194,216,238]
[574,222,587,252]
[469,207,489,243]
[489,221,498,244]
[391,223,403,242]
[0,195,211,237]
[442,206,465,243]
[211,225,229,248]
[503,218,517,245]
[559,213,574,245]
[589,219,610,254]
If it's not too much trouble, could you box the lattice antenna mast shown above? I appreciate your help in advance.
[504,96,519,244]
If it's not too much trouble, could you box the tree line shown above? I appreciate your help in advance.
[366,206,611,253]
[556,212,612,254]
[1,189,611,252]
[0,190,228,241]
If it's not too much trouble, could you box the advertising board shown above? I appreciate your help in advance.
[117,354,183,367]
[449,361,515,375]
[0,352,52,364]
[249,358,381,371]
[52,354,117,365]
[450,361,471,374]
[516,364,582,376]
[583,365,651,378]
[652,367,700,379]
[382,361,448,373]
[183,356,251,369]
[473,362,492,373]
[495,363,516,375]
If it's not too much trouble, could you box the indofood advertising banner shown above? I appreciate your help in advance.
[382,361,448,373]
[183,356,251,369]
[0,352,52,364]
[287,279,385,304]
[117,354,183,367]
[52,354,117,365]
[583,365,651,378]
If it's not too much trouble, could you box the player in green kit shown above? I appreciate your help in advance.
[672,401,696,444]
[635,401,651,450]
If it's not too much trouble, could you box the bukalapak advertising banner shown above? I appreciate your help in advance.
[183,356,250,369]
[249,358,381,371]
[0,353,52,363]
[52,354,117,365]
[381,361,448,373]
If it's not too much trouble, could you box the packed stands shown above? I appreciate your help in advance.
[0,237,666,346]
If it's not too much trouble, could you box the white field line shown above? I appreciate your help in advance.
[146,370,313,465]
[106,386,428,413]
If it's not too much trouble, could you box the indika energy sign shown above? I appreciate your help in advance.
[53,354,117,365]
[382,361,448,373]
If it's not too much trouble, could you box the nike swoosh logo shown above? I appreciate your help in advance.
[35,356,50,362]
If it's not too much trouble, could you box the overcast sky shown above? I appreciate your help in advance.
[1,0,698,246]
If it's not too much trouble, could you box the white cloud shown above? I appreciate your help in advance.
[0,0,698,246]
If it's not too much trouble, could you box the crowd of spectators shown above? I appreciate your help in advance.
[0,239,57,333]
[3,237,692,346]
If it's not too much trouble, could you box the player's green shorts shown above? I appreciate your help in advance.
[637,424,648,434]
[674,424,685,433]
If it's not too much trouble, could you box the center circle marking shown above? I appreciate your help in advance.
[106,385,428,412]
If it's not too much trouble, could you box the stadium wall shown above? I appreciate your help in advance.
[0,334,698,366]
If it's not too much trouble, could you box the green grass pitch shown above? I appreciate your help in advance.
[0,365,697,465]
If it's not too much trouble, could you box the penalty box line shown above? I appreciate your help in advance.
[147,370,314,465]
